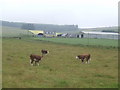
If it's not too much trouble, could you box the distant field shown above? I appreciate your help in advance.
[2,26,32,37]
[35,37,118,47]
[80,26,118,33]
[2,38,118,88]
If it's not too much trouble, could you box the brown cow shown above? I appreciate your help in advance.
[41,49,49,56]
[76,54,91,64]
[30,54,43,66]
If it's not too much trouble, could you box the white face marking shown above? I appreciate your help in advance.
[30,59,31,63]
[76,56,78,59]
[48,51,49,53]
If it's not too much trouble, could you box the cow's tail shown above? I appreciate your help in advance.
[89,54,91,60]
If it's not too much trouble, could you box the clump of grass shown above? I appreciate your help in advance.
[104,65,109,67]
[94,74,115,79]
[6,58,12,61]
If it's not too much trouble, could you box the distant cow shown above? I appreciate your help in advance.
[76,54,91,64]
[30,54,43,66]
[41,49,49,55]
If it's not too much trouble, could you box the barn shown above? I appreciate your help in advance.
[81,31,120,39]
[29,30,44,37]
[56,33,63,37]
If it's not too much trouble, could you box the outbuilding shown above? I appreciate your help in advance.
[81,31,119,39]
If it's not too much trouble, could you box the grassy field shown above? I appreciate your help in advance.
[2,38,118,88]
[35,37,118,48]
[2,26,32,37]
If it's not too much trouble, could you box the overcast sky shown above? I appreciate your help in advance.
[0,0,119,28]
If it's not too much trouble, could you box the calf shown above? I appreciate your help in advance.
[41,49,49,55]
[76,54,91,64]
[30,54,43,66]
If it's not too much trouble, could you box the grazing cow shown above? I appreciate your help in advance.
[30,54,43,66]
[76,54,91,64]
[41,49,49,55]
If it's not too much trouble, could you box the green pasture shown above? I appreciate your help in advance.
[1,26,119,88]
[2,26,32,37]
[2,38,118,88]
[35,37,118,48]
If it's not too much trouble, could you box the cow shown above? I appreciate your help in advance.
[41,49,49,56]
[76,54,91,64]
[30,54,43,66]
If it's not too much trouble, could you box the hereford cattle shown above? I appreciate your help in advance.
[30,54,43,66]
[41,49,49,55]
[76,54,91,64]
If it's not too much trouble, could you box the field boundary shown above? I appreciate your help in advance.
[34,37,119,48]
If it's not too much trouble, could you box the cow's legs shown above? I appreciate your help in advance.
[35,61,37,66]
[36,60,40,66]
[81,59,84,64]
[37,61,40,66]
[88,60,90,64]
[86,60,89,64]
[34,61,39,66]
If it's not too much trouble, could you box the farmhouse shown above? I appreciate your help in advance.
[81,31,120,39]
[43,32,64,37]
[44,31,56,37]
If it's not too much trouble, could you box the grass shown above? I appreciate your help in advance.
[35,37,118,47]
[2,26,32,37]
[2,38,118,88]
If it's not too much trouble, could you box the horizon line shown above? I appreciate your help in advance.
[0,19,118,29]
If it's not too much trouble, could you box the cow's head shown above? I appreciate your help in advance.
[47,50,49,54]
[76,55,79,59]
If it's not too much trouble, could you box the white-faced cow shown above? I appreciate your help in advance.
[30,54,43,66]
[76,54,91,64]
[41,49,49,56]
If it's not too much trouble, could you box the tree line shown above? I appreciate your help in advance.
[1,20,79,32]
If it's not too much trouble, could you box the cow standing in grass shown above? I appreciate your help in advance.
[76,54,91,64]
[30,54,43,66]
[41,49,49,56]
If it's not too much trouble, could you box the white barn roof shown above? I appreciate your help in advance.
[82,31,119,35]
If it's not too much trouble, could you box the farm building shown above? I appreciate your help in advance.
[44,31,56,37]
[56,33,63,37]
[44,32,64,37]
[29,30,44,37]
[81,31,120,39]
